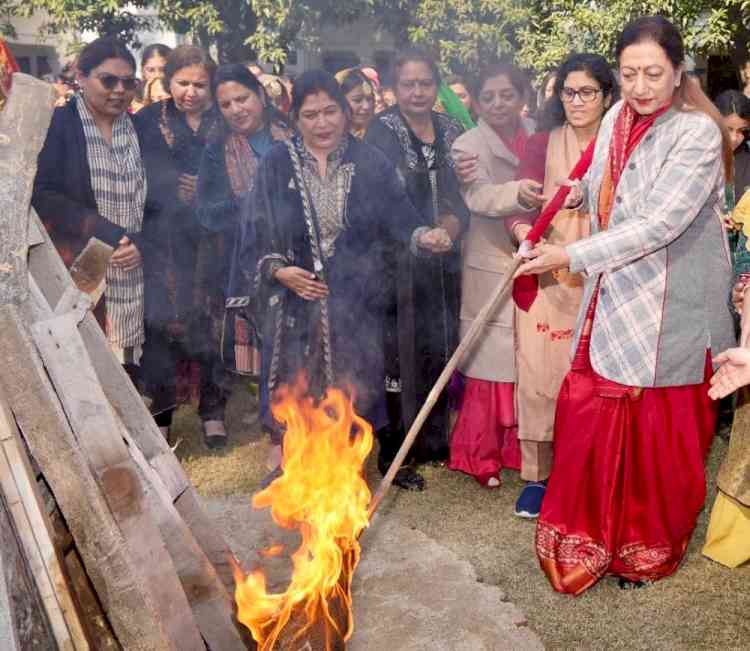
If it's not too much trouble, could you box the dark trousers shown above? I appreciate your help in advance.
[143,325,230,428]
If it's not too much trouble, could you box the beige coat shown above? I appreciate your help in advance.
[451,118,534,382]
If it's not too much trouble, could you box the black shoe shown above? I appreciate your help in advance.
[377,457,426,491]
[393,467,425,491]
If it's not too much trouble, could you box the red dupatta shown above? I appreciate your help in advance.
[513,101,671,311]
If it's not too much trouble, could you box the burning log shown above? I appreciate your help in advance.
[235,382,371,650]
[235,261,523,649]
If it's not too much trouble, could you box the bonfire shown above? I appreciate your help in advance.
[234,381,373,650]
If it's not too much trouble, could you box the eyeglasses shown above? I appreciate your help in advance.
[560,86,601,103]
[94,73,138,91]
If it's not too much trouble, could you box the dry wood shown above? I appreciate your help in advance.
[30,311,205,651]
[69,237,113,306]
[64,549,120,651]
[27,211,240,592]
[117,417,249,650]
[0,485,57,650]
[0,389,90,650]
[0,73,55,307]
[369,257,523,516]
[0,305,183,650]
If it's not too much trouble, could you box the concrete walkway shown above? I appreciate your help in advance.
[202,495,543,650]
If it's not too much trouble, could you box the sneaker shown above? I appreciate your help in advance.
[514,481,547,519]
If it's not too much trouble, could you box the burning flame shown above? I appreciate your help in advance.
[234,380,373,650]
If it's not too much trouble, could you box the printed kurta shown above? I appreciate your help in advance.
[242,135,423,438]
[365,106,470,463]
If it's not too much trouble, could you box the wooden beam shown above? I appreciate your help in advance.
[0,485,57,650]
[0,73,55,307]
[27,210,241,593]
[0,389,90,649]
[0,305,186,650]
[119,418,250,650]
[29,311,206,651]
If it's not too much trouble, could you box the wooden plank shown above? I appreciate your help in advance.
[27,212,241,592]
[0,485,57,650]
[118,418,249,650]
[30,311,205,651]
[0,73,56,307]
[64,549,120,651]
[0,304,181,650]
[0,389,90,650]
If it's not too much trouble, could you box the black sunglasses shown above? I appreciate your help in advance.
[94,73,138,91]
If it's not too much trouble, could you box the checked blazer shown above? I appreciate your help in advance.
[566,100,735,387]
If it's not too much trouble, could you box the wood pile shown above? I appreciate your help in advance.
[0,74,251,649]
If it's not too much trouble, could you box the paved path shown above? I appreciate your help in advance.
[203,495,544,650]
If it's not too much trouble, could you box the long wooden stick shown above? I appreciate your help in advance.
[369,257,523,517]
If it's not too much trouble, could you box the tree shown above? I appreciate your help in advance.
[4,0,378,67]
[407,0,750,78]
[409,0,537,74]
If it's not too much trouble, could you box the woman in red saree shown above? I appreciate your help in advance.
[515,16,735,594]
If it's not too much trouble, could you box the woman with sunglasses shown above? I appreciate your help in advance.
[509,54,616,519]
[134,46,230,447]
[33,36,150,382]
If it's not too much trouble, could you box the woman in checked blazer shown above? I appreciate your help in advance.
[515,16,735,595]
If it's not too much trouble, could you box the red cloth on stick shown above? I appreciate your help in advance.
[512,139,595,311]
[513,102,671,311]
[449,378,520,485]
[535,308,717,595]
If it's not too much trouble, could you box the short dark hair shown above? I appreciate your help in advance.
[715,89,750,120]
[290,69,350,120]
[163,45,216,93]
[392,48,441,87]
[77,36,136,76]
[537,53,618,131]
[474,62,528,100]
[141,43,172,69]
[338,69,373,96]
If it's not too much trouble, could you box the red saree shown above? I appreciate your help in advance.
[535,102,718,594]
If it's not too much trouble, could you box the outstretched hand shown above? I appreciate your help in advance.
[708,347,750,400]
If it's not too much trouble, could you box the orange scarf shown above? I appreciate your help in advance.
[599,101,671,229]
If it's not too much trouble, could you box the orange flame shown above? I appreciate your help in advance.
[234,380,373,650]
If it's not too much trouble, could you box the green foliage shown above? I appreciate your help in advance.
[408,0,750,78]
[409,0,535,74]
[7,0,750,77]
[17,0,155,48]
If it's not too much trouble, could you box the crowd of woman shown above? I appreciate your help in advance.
[23,13,750,597]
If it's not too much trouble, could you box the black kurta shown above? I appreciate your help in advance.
[134,100,227,420]
[242,135,423,439]
[365,106,469,463]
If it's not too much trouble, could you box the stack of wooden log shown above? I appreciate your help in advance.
[0,74,251,649]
